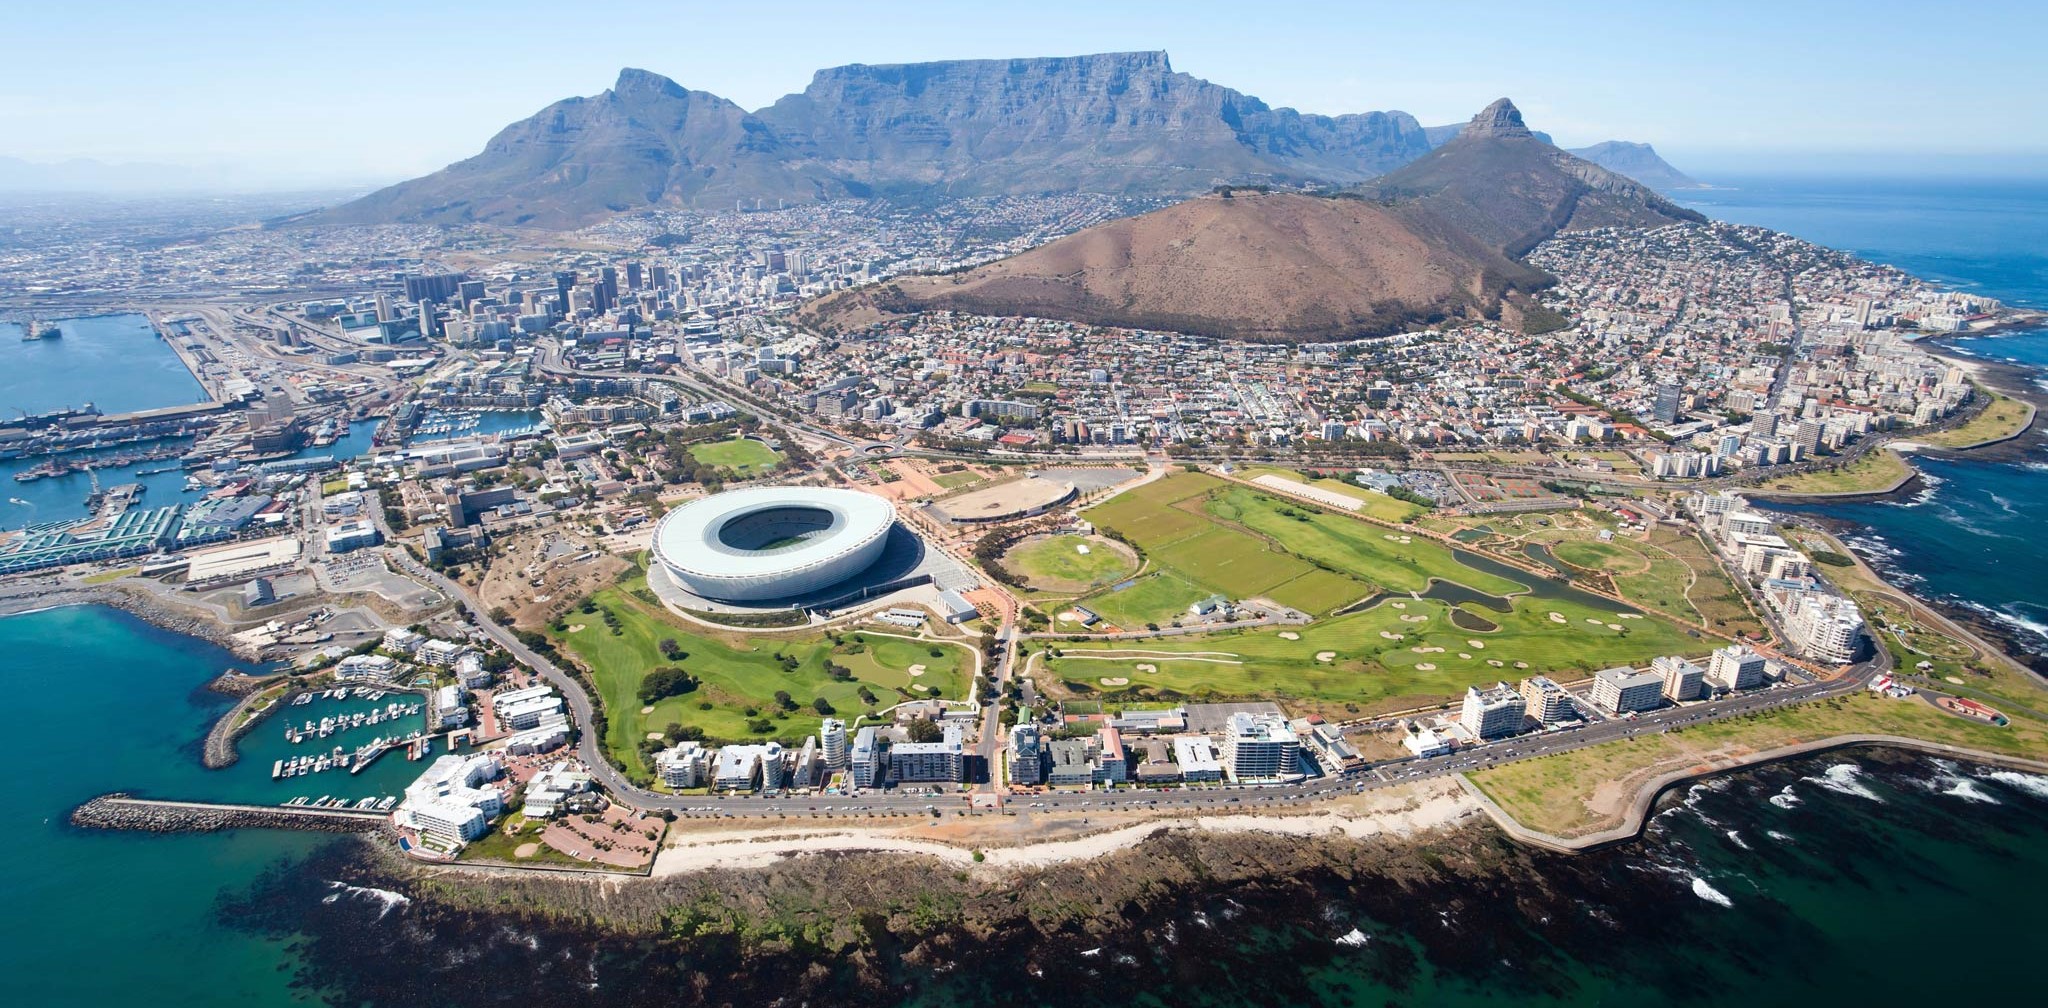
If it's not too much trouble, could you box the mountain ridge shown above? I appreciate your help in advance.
[800,100,1697,344]
[316,52,1697,228]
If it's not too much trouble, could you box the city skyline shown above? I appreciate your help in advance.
[4,0,2047,191]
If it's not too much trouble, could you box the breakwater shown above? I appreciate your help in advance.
[69,794,391,835]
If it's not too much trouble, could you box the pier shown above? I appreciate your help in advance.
[69,794,391,834]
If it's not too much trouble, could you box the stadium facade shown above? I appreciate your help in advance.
[651,486,895,602]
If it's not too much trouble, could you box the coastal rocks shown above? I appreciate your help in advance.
[200,679,291,770]
[69,795,390,836]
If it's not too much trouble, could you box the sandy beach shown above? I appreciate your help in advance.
[650,779,1479,877]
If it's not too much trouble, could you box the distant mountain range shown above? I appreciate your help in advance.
[318,51,1701,228]
[800,100,1702,344]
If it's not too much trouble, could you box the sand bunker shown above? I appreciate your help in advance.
[1134,663,1158,673]
[1277,631,1300,640]
[1514,661,1530,669]
[1467,639,1485,648]
[1586,617,1606,625]
[1391,601,1408,609]
[1411,646,1446,654]
[1415,663,1437,671]
[1605,623,1624,631]
[645,731,663,739]
[1946,676,1967,685]
[1458,653,1472,660]
[1379,631,1404,640]
[1401,614,1429,623]
[567,624,587,633]
[1316,651,1337,662]
[1618,613,1643,620]
[908,664,927,677]
[1099,677,1130,687]
[1549,612,1568,624]
[1487,659,1505,667]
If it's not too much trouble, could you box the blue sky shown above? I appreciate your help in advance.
[3,0,2044,187]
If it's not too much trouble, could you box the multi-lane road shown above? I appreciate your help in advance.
[374,503,1885,820]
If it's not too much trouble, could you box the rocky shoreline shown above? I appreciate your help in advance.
[69,794,390,835]
[214,748,2043,1007]
[0,581,257,659]
[199,676,292,770]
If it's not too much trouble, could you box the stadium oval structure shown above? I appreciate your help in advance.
[651,486,896,602]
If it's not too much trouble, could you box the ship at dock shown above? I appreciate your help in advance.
[20,320,60,341]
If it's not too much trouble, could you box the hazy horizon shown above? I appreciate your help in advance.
[5,0,2045,192]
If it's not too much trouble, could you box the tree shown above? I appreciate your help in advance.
[773,690,798,712]
[906,716,943,744]
[811,697,835,715]
[637,666,698,704]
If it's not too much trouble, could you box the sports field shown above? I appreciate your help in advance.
[688,437,784,476]
[1004,533,1139,594]
[552,575,968,781]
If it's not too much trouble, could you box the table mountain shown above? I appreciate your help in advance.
[318,52,1436,228]
[802,99,1700,343]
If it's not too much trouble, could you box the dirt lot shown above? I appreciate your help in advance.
[476,527,630,630]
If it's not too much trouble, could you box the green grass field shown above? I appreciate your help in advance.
[1919,387,2032,448]
[552,577,968,780]
[1077,474,1530,623]
[1240,466,1427,523]
[1761,449,1912,495]
[1469,691,2048,837]
[1006,533,1138,593]
[688,437,784,476]
[1053,472,1704,709]
[1043,586,1696,713]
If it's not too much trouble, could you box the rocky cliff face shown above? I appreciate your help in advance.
[1565,140,1703,192]
[321,52,1435,227]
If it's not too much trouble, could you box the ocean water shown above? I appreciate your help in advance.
[1679,180,2048,659]
[0,313,209,415]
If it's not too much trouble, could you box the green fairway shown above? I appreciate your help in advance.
[1076,473,1525,619]
[1069,570,1210,629]
[1203,486,1525,596]
[1005,533,1139,593]
[552,577,969,781]
[1549,539,1645,573]
[688,437,784,476]
[1044,586,1697,713]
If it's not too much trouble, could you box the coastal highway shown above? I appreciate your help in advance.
[375,507,1886,818]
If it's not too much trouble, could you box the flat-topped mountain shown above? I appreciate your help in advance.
[803,100,1700,343]
[321,52,1437,228]
[1563,141,1703,192]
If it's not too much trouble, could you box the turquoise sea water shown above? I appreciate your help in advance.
[8,178,2048,1005]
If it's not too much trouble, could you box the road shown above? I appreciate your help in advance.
[372,495,1889,818]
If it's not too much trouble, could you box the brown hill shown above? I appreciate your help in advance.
[802,191,1549,343]
[1356,99,1704,257]
[804,99,1700,344]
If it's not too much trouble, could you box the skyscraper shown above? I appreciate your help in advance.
[1653,382,1683,424]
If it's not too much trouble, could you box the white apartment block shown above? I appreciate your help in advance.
[1591,666,1665,715]
[1460,682,1528,739]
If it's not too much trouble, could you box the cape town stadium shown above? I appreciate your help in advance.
[650,486,896,602]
